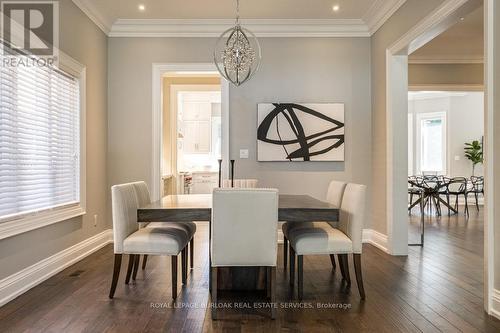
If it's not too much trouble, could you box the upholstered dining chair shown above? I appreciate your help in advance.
[132,182,196,279]
[109,182,192,300]
[288,183,367,301]
[282,180,347,271]
[211,188,279,319]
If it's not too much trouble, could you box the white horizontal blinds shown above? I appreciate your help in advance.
[0,51,80,220]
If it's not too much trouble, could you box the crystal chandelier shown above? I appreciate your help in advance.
[214,0,261,86]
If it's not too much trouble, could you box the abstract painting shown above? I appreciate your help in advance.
[257,103,345,161]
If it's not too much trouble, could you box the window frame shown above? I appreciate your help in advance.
[415,111,447,175]
[0,51,86,240]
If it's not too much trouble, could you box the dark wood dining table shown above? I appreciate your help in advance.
[137,194,339,291]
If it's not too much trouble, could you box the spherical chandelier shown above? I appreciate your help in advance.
[214,0,262,87]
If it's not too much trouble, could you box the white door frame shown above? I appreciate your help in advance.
[151,63,230,201]
[385,0,494,314]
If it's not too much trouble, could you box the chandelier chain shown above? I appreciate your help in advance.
[236,0,240,24]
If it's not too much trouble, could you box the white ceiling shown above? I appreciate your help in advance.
[410,6,484,63]
[72,0,407,37]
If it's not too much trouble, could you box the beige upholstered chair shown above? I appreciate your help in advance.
[132,182,196,277]
[211,188,279,319]
[288,183,367,300]
[109,182,192,300]
[282,180,347,270]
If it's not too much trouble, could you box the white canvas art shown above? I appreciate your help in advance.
[257,103,345,161]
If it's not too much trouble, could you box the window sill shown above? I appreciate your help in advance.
[0,205,86,240]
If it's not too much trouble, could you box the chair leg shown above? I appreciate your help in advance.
[464,193,469,218]
[340,254,351,285]
[297,255,304,301]
[289,247,296,287]
[353,254,366,300]
[266,267,271,298]
[181,247,187,285]
[109,254,122,299]
[190,238,194,269]
[125,254,135,284]
[330,254,336,270]
[475,192,480,211]
[211,267,218,320]
[142,255,148,270]
[338,254,346,280]
[171,256,178,300]
[447,194,451,216]
[283,236,288,270]
[270,266,276,320]
[132,254,140,280]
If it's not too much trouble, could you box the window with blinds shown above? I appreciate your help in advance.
[0,51,81,222]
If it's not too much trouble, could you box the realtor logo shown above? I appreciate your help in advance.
[1,1,59,58]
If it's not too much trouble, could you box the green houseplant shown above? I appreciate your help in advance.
[464,140,483,176]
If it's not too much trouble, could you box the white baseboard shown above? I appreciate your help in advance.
[362,229,389,253]
[0,229,113,307]
[491,289,500,320]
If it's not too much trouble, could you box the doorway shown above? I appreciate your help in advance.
[151,64,230,201]
[385,0,494,313]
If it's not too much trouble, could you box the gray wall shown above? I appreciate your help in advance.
[0,0,109,280]
[108,37,372,218]
[370,0,446,235]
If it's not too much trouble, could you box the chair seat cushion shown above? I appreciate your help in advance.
[123,227,189,255]
[288,223,353,255]
[146,222,196,238]
[283,221,337,238]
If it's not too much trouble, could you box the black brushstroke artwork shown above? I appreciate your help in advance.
[257,103,345,161]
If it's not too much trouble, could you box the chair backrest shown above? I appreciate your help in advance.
[325,180,347,228]
[132,181,152,228]
[447,177,467,193]
[471,176,484,192]
[222,179,258,188]
[338,183,367,254]
[211,188,279,267]
[111,182,141,254]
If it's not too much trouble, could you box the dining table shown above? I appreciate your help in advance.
[137,194,339,291]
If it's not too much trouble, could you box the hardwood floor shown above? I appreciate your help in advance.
[1,208,499,332]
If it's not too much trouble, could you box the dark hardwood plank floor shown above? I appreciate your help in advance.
[1,207,499,332]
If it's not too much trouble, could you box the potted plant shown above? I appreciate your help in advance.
[464,140,483,176]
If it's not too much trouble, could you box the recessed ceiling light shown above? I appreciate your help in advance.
[138,4,146,11]
[332,5,340,12]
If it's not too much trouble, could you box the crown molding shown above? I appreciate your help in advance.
[109,19,371,37]
[71,0,112,34]
[363,0,407,34]
[72,0,407,38]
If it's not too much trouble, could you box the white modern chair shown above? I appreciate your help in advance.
[109,182,191,300]
[222,179,258,188]
[282,180,347,270]
[288,183,367,300]
[132,182,196,279]
[211,188,279,319]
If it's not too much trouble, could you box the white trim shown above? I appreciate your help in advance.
[0,229,113,307]
[408,57,484,64]
[109,18,371,38]
[0,51,87,240]
[71,0,111,34]
[362,229,390,254]
[0,205,86,241]
[491,289,500,320]
[151,63,230,201]
[484,0,496,316]
[70,0,407,38]
[363,0,407,35]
